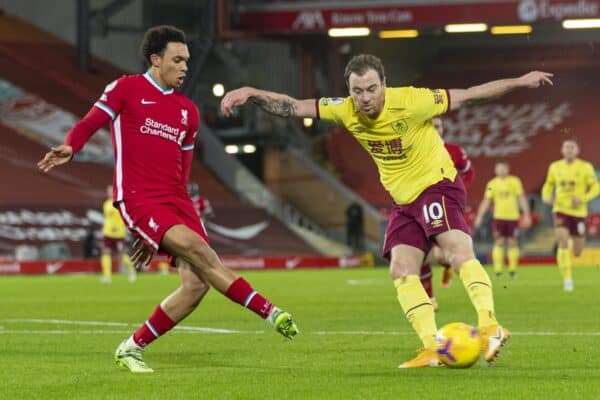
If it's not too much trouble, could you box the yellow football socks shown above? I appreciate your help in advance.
[492,245,504,274]
[394,275,437,350]
[508,247,520,273]
[101,253,112,280]
[556,247,573,281]
[122,253,135,275]
[459,259,497,329]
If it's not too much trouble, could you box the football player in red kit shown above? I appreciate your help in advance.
[38,25,298,373]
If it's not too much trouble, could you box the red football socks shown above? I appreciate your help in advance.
[420,263,434,298]
[133,305,176,348]
[225,277,273,319]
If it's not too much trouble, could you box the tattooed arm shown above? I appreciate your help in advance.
[220,87,317,118]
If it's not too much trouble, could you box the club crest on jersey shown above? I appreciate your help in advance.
[181,109,188,126]
[391,119,408,135]
[148,217,159,232]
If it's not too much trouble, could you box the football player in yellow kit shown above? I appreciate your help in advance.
[474,162,531,278]
[542,139,599,292]
[101,185,136,283]
[221,54,552,368]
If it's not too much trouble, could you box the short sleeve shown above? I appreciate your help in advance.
[586,163,597,183]
[407,87,449,123]
[317,97,351,125]
[94,76,128,120]
[181,104,200,151]
[514,178,524,196]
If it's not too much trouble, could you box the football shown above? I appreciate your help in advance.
[435,322,482,368]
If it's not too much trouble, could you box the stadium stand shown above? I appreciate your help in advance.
[325,44,600,210]
[0,13,319,258]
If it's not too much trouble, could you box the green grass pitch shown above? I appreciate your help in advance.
[1,266,599,399]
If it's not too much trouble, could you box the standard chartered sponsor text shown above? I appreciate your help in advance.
[141,118,181,143]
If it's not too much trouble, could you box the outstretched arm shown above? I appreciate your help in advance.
[37,106,110,172]
[220,86,317,118]
[449,71,553,111]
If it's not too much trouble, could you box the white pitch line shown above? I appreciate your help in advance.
[1,329,600,336]
[2,319,600,337]
[0,330,131,335]
[346,279,385,286]
[0,330,263,335]
[3,318,128,327]
[0,318,262,334]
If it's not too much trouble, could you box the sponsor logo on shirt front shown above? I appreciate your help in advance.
[140,118,186,144]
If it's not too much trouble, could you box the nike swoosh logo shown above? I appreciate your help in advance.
[46,262,63,274]
[141,99,156,104]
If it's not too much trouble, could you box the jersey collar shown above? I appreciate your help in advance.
[143,72,174,95]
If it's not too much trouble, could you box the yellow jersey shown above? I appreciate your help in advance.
[318,87,455,205]
[102,199,127,239]
[484,175,524,220]
[541,158,599,217]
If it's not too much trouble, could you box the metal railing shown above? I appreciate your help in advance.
[199,124,329,238]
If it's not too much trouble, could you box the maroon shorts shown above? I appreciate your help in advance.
[116,196,209,255]
[492,219,519,238]
[102,236,124,252]
[553,212,586,236]
[383,179,470,259]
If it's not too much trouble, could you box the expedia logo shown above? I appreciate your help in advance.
[518,0,599,23]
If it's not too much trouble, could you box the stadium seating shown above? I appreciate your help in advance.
[324,44,600,209]
[0,13,318,258]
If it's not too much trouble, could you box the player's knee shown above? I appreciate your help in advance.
[182,279,210,305]
[389,258,418,280]
[188,242,221,273]
[445,246,475,269]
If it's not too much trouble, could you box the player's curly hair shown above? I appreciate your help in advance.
[344,54,386,87]
[140,25,186,65]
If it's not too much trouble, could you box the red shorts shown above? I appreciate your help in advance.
[102,237,124,252]
[492,219,519,238]
[383,178,469,259]
[117,196,209,256]
[553,212,586,236]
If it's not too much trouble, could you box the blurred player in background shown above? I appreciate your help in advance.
[221,53,553,367]
[419,116,475,310]
[542,139,599,292]
[38,25,298,374]
[100,184,137,283]
[474,162,531,279]
[187,182,215,222]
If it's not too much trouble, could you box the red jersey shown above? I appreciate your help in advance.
[66,73,200,202]
[444,142,474,189]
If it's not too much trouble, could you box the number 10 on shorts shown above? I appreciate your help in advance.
[423,202,444,224]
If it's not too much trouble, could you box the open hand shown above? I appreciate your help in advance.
[220,87,254,117]
[519,71,554,88]
[130,238,155,271]
[37,145,73,172]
